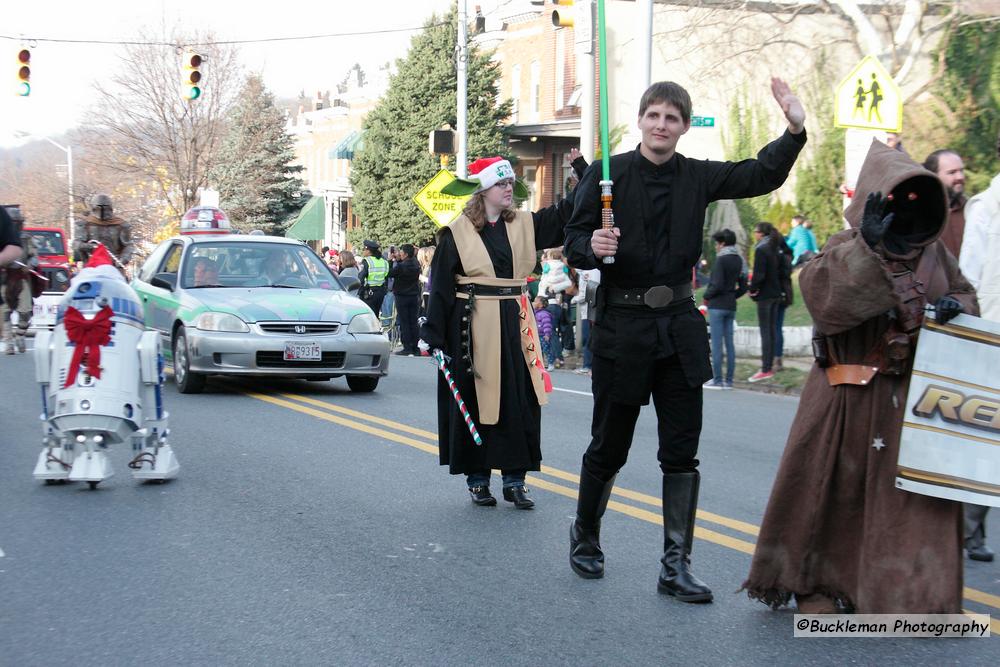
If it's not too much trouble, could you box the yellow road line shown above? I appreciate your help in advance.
[245,392,437,455]
[281,393,439,440]
[249,390,1000,614]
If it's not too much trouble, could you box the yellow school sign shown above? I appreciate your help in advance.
[413,169,471,228]
[834,56,903,133]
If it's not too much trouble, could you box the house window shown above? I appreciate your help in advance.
[511,64,521,123]
[529,60,541,121]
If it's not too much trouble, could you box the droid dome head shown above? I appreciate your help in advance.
[181,205,232,235]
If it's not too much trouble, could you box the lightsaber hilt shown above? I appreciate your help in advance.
[599,179,615,265]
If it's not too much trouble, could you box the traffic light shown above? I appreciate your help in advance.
[181,50,203,101]
[16,48,30,97]
[552,0,574,27]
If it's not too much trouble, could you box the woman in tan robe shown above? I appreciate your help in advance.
[743,141,978,613]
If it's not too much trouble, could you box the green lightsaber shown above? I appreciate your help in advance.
[597,0,615,264]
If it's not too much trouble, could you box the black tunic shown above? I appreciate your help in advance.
[420,200,573,475]
[563,131,806,401]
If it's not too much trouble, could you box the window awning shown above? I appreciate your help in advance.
[330,130,365,160]
[284,196,325,241]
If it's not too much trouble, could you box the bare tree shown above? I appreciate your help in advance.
[82,29,242,229]
[648,1,979,102]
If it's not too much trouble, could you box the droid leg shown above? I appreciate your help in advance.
[68,434,115,488]
[128,427,179,482]
[33,427,75,484]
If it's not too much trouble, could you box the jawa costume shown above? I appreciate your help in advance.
[743,141,979,613]
[420,157,579,507]
[72,194,135,266]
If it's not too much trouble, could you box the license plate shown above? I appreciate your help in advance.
[283,341,321,361]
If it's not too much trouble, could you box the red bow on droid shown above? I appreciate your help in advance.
[62,306,114,388]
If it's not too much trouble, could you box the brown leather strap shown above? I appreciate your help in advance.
[825,363,880,386]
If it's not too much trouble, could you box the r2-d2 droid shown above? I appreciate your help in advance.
[32,250,178,488]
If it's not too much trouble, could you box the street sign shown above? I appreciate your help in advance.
[691,116,715,128]
[413,169,471,228]
[835,56,902,133]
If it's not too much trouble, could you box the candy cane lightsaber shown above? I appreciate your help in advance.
[432,349,483,446]
[597,0,615,265]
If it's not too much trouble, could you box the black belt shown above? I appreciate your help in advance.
[456,284,527,297]
[604,283,693,309]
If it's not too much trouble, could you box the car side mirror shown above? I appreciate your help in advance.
[151,273,177,291]
[341,277,361,293]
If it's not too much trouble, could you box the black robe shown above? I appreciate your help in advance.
[420,201,573,475]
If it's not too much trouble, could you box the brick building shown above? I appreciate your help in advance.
[479,1,590,211]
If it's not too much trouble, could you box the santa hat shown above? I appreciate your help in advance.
[85,243,115,268]
[441,156,529,200]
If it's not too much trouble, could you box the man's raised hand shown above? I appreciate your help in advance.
[770,77,805,135]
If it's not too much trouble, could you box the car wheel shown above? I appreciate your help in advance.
[173,326,206,394]
[346,376,379,393]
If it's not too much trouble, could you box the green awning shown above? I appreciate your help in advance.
[333,130,365,160]
[285,196,325,241]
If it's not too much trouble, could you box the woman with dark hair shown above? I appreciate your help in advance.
[772,231,795,372]
[748,222,783,382]
[420,156,580,509]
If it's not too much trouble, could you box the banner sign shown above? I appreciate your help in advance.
[896,314,1000,507]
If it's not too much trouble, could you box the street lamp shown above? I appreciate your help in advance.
[13,131,74,250]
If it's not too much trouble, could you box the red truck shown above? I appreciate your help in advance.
[24,225,73,293]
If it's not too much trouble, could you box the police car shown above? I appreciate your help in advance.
[130,206,390,393]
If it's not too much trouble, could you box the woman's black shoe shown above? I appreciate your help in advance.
[502,485,535,509]
[469,485,497,506]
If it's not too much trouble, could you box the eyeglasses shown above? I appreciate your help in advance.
[494,179,515,189]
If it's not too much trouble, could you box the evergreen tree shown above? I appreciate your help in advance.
[934,21,999,194]
[721,91,773,238]
[211,74,305,234]
[350,9,512,247]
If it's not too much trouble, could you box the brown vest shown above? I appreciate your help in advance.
[448,211,548,424]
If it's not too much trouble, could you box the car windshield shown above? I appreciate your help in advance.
[181,242,343,291]
[28,231,66,256]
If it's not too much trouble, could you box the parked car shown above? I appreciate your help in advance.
[130,207,390,394]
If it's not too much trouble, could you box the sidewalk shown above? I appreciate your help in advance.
[553,351,811,395]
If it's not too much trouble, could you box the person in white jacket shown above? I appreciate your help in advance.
[958,136,999,563]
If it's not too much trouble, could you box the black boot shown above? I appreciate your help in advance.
[657,472,713,602]
[569,465,616,579]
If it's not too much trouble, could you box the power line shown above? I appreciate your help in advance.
[0,22,448,48]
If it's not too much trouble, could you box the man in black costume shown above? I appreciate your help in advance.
[563,78,807,602]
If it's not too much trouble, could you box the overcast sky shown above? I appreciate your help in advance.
[3,0,516,146]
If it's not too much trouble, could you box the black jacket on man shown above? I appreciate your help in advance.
[703,253,747,311]
[389,256,420,296]
[564,130,806,397]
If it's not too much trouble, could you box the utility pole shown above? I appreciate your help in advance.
[457,1,469,177]
[638,0,653,92]
[577,0,595,162]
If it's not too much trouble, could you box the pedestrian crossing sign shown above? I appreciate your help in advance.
[834,56,902,133]
[413,170,471,228]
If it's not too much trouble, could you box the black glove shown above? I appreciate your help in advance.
[860,191,894,248]
[934,296,963,325]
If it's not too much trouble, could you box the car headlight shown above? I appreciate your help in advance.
[195,311,249,333]
[347,312,380,334]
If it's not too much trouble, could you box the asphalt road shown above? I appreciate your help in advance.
[1,347,998,666]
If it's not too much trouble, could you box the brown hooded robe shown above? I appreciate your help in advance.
[743,141,979,613]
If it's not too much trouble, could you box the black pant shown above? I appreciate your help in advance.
[395,293,420,353]
[583,354,702,482]
[756,298,781,372]
[362,286,387,318]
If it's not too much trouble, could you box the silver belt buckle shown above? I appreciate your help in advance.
[643,285,673,308]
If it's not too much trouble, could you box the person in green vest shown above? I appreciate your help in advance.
[358,239,389,316]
